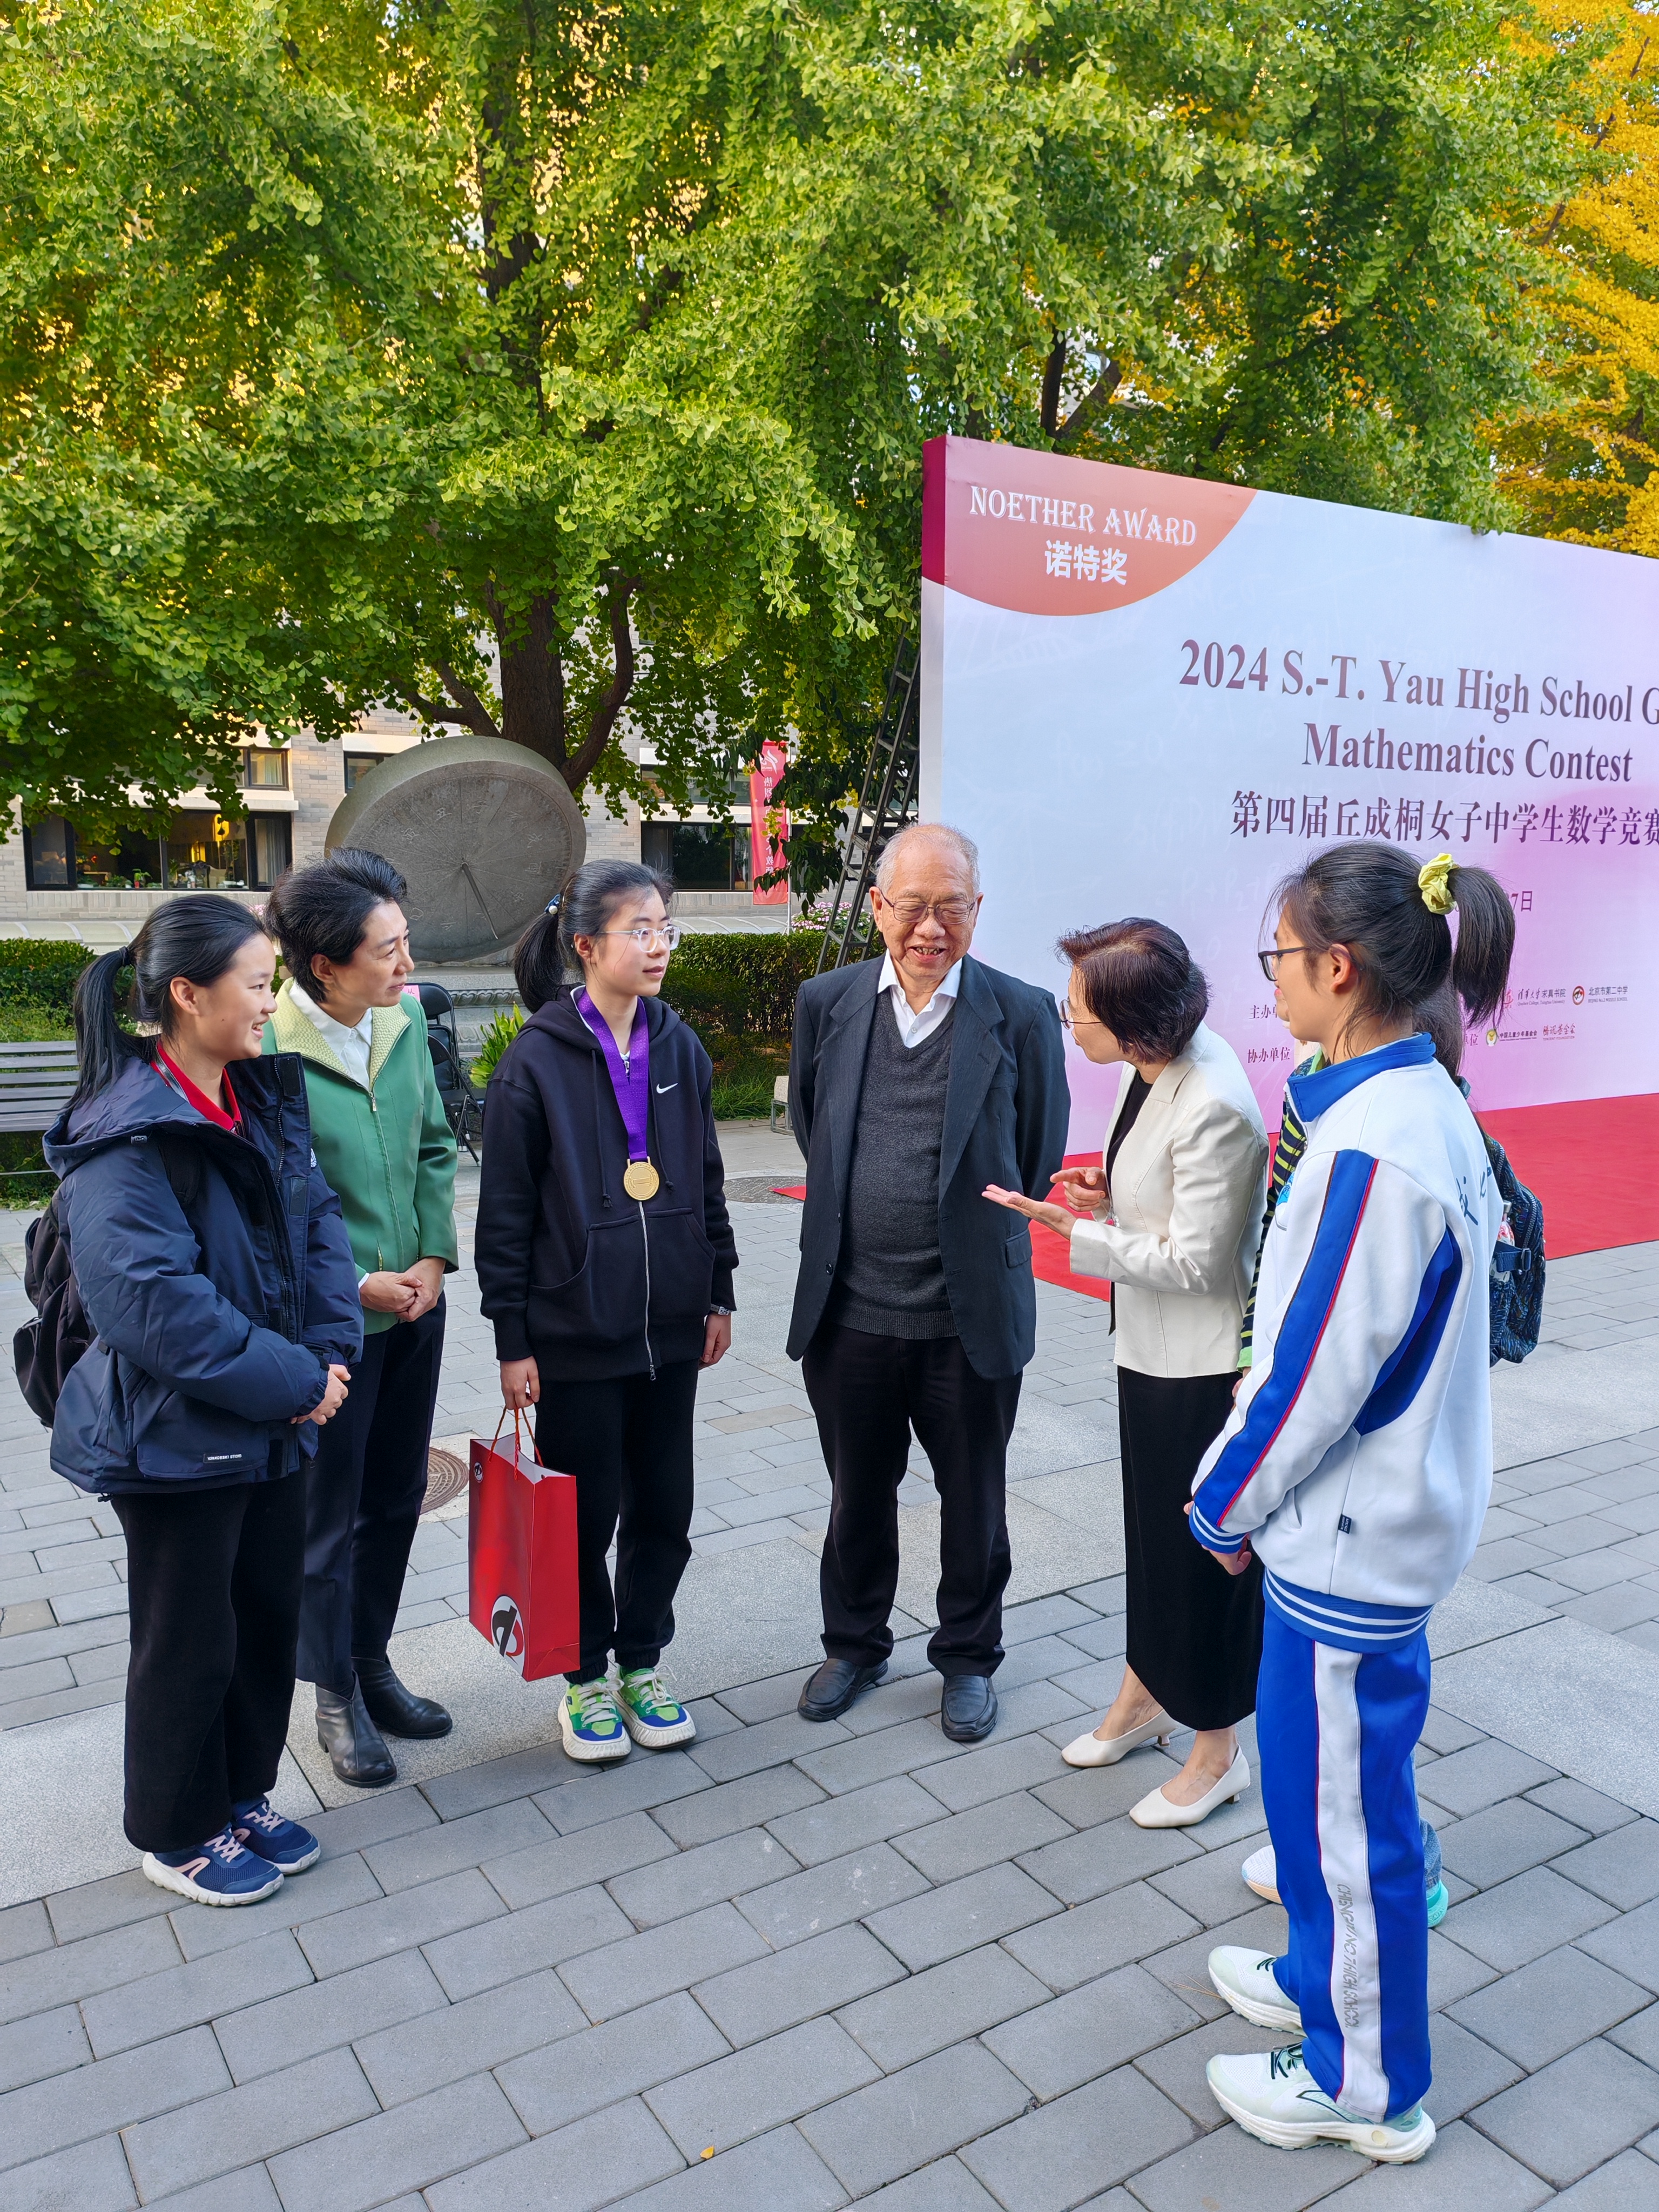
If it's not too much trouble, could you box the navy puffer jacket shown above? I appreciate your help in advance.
[42,1053,362,1495]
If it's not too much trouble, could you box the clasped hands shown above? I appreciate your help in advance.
[981,1163,1109,1240]
[360,1256,447,1324]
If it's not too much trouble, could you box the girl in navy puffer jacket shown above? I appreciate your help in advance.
[43,899,361,1906]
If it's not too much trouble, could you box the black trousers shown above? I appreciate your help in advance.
[299,1299,446,1693]
[802,1324,1021,1678]
[532,1359,699,1684]
[112,1473,304,1853]
[1120,1365,1264,1731]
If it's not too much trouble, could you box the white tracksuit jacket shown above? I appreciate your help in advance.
[1190,1032,1500,1651]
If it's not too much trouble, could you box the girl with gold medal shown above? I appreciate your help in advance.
[476,860,738,1763]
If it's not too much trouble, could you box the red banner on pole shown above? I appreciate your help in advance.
[748,740,790,906]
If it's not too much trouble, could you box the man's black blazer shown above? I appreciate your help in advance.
[786,954,1069,1378]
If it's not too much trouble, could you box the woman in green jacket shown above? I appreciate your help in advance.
[263,849,460,1786]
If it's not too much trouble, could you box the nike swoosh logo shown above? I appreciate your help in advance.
[655,1082,678,1093]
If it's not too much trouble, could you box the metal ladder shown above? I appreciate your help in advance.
[814,637,921,973]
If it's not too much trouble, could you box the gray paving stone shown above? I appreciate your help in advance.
[982,1965,1203,2100]
[962,2064,1195,2208]
[646,2014,879,2158]
[421,1883,630,2000]
[794,1718,965,1795]
[0,1912,182,2026]
[1033,1754,1184,1832]
[1470,2036,1659,2186]
[1128,2014,1294,2131]
[305,1786,439,1859]
[849,2161,1001,2211]
[865,1862,1060,1971]
[613,2123,847,2210]
[534,1752,711,1833]
[693,1924,905,2049]
[423,2096,683,2212]
[765,1776,947,1867]
[1136,1904,1288,2024]
[734,1842,930,1949]
[838,1945,1049,2072]
[1425,2012,1524,2122]
[121,2047,377,2200]
[418,1745,575,1822]
[1525,1777,1641,1837]
[167,1853,385,1961]
[1439,1866,1615,1971]
[81,1928,312,2059]
[1450,1943,1651,2070]
[1016,1813,1201,1908]
[1549,2147,1659,2209]
[213,1947,447,2084]
[914,1734,1072,1813]
[1067,1577,1125,1615]
[608,1827,800,1927]
[266,2071,529,2212]
[1004,1594,1098,1642]
[1554,1820,1659,1910]
[354,1966,585,2106]
[559,1902,770,2022]
[1437,1799,1589,1891]
[1325,2116,1552,2207]
[1412,1740,1558,1817]
[653,1765,825,1849]
[895,1792,1073,1885]
[1427,1927,1500,2010]
[1123,2116,1363,2209]
[41,1870,174,1946]
[0,2133,136,2212]
[360,1798,554,1893]
[799,2041,1031,2197]
[1144,1837,1270,1930]
[1581,1896,1659,1992]
[483,1808,679,1908]
[0,2003,89,2095]
[496,1989,729,2135]
[0,2023,227,2171]
[1007,1881,1201,1995]
[712,1670,803,1725]
[0,1903,52,1966]
[296,1869,505,1979]
[832,1669,947,1737]
[688,1708,849,1784]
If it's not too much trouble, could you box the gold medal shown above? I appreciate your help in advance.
[623,1159,660,1201]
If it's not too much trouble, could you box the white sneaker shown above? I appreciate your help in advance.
[1208,1946,1303,2031]
[1206,2045,1436,2161]
[558,1680,631,1763]
[1242,1843,1281,1902]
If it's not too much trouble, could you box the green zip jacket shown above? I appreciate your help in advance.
[263,981,459,1336]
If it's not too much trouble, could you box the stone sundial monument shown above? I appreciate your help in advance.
[326,733,587,963]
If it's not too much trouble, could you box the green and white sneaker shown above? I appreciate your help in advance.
[559,1680,631,1763]
[1208,1946,1304,2032]
[615,1668,696,1750]
[1206,2044,1436,2162]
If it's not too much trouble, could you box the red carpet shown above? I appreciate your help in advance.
[773,1090,1655,1289]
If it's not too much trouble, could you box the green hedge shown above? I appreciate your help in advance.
[664,932,823,1037]
[0,941,96,1014]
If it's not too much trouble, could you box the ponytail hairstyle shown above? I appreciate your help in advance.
[512,858,673,1013]
[1272,841,1514,1058]
[1415,979,1467,1083]
[72,895,269,1108]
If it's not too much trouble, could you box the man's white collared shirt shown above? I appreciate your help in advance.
[289,982,374,1088]
[878,953,962,1049]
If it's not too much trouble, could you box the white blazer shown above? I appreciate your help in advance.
[1070,1023,1269,1379]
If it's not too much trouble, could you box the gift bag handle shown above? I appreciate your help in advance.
[490,1405,545,1467]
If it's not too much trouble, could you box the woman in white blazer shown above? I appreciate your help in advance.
[986,919,1267,1828]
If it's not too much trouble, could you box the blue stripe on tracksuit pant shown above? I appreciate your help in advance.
[1260,1607,1432,2121]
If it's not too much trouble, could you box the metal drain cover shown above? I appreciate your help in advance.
[421,1447,469,1516]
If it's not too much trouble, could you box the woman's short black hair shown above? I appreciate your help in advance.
[263,849,407,1005]
[1058,917,1208,1062]
[514,859,673,1012]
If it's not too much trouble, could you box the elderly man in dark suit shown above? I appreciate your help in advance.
[788,822,1069,1742]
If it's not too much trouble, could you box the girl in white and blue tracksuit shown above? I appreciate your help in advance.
[1190,842,1513,2156]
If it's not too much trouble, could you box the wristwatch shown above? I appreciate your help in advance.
[707,1304,733,1317]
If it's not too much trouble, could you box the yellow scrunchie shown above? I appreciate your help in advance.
[1418,852,1456,915]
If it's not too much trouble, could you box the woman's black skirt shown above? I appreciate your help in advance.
[1118,1364,1263,1731]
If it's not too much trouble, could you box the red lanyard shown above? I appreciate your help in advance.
[156,1047,241,1134]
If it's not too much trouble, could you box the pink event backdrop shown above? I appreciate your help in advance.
[919,434,1659,1150]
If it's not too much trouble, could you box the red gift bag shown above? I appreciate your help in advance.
[468,1414,581,1681]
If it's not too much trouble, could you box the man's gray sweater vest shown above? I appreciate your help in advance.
[827,997,956,1338]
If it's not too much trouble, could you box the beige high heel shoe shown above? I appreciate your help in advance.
[1061,1711,1175,1769]
[1129,1748,1251,1828]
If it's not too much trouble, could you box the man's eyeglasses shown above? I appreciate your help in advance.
[881,896,977,926]
[601,923,682,950]
[1256,945,1312,981]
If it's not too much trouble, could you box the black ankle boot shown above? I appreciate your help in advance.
[354,1655,453,1740]
[315,1681,397,1788]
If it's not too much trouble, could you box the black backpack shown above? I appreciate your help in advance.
[14,1140,202,1426]
[1481,1129,1546,1366]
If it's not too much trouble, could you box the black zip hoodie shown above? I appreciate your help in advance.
[476,991,737,1379]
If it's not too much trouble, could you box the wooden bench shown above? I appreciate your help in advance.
[0,1042,79,1134]
[770,1073,790,1135]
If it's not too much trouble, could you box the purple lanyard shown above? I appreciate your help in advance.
[576,989,650,1163]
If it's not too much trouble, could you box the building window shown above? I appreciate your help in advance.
[23,817,76,889]
[242,747,291,790]
[73,826,165,889]
[641,822,750,891]
[159,810,291,891]
[344,753,387,793]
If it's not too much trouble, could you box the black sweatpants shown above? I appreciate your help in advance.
[802,1324,1022,1678]
[112,1473,304,1853]
[298,1299,446,1693]
[532,1359,699,1684]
